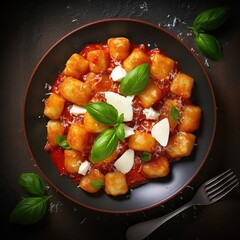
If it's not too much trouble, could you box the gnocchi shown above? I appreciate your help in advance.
[46,120,65,146]
[137,80,163,108]
[64,149,82,173]
[43,37,202,197]
[79,169,105,193]
[170,72,194,98]
[150,51,175,80]
[142,156,170,178]
[104,172,128,196]
[67,122,89,151]
[107,37,131,61]
[63,53,89,79]
[43,93,65,120]
[59,77,92,105]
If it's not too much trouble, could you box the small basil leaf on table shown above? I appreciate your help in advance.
[189,6,230,61]
[9,196,51,225]
[84,102,118,125]
[18,173,45,197]
[193,7,230,31]
[120,63,150,96]
[196,33,222,60]
[91,128,119,162]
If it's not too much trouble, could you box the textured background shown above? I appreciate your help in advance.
[2,0,239,239]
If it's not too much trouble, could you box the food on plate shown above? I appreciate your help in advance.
[43,37,202,196]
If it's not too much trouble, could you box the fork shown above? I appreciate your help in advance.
[126,168,239,240]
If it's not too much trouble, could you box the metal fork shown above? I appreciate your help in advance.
[126,168,239,240]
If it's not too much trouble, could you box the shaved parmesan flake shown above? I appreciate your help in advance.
[143,107,160,120]
[105,91,133,121]
[78,160,91,175]
[110,65,127,82]
[114,149,134,174]
[126,95,135,103]
[151,118,170,147]
[123,124,135,138]
[70,104,87,116]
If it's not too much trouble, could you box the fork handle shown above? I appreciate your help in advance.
[126,200,194,240]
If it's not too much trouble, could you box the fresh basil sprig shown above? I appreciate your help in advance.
[120,63,150,96]
[116,113,124,126]
[10,196,51,225]
[84,102,125,162]
[91,128,119,162]
[196,33,222,61]
[84,65,150,161]
[115,123,125,142]
[10,173,51,225]
[193,7,230,31]
[189,6,230,60]
[18,173,46,197]
[84,102,118,125]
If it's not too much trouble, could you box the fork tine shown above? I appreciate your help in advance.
[207,173,237,195]
[204,168,239,203]
[209,181,239,203]
[204,168,232,189]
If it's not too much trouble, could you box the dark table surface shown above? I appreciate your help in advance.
[2,0,240,239]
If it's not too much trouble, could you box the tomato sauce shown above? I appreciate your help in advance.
[126,157,148,187]
[44,38,200,196]
[51,72,66,94]
[48,42,178,185]
[50,147,67,175]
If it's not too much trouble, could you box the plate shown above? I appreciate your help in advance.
[23,19,216,213]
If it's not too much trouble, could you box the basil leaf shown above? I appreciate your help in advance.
[56,135,71,150]
[84,102,118,125]
[120,63,150,96]
[140,152,152,162]
[18,173,45,197]
[193,7,230,31]
[116,113,124,125]
[9,196,51,225]
[90,179,104,189]
[196,33,222,60]
[115,123,125,142]
[91,128,118,162]
[170,106,180,121]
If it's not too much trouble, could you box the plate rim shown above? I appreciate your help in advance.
[22,18,217,214]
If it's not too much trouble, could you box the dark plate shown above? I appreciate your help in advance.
[23,19,216,214]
